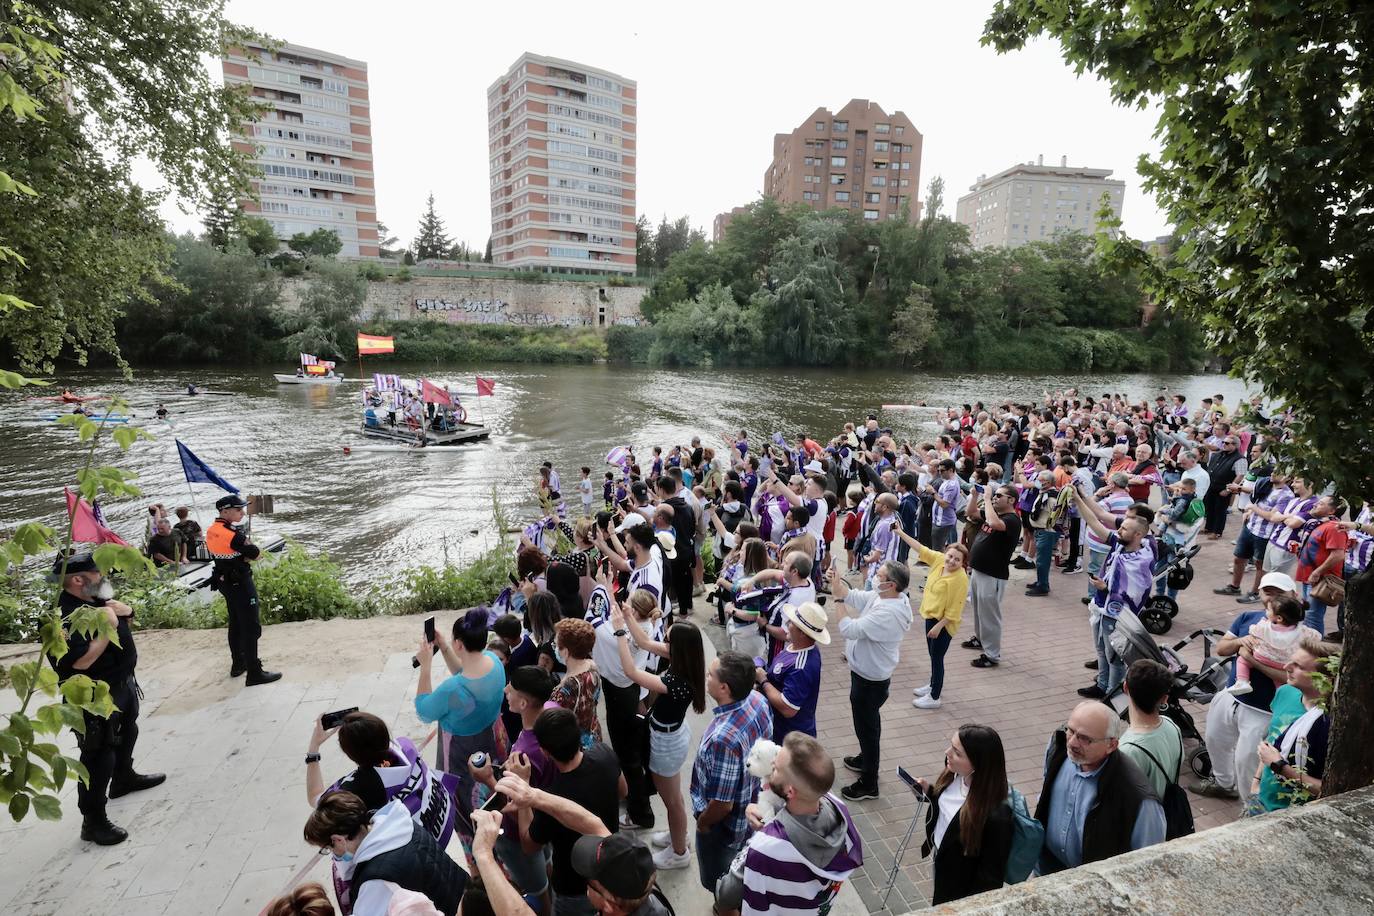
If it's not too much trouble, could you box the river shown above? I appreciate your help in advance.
[1,365,1250,582]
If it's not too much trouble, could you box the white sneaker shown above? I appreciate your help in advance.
[649,831,672,849]
[1225,679,1253,697]
[912,684,932,697]
[913,695,942,709]
[652,845,693,870]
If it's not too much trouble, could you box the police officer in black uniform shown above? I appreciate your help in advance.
[47,552,166,845]
[207,494,281,685]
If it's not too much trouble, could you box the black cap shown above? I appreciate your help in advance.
[49,551,99,579]
[215,494,248,511]
[571,833,655,900]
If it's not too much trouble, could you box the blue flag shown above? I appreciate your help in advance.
[175,440,239,493]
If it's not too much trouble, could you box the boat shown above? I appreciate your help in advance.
[275,373,344,386]
[38,413,133,423]
[359,421,490,446]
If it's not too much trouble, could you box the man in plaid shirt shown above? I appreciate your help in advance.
[690,651,774,892]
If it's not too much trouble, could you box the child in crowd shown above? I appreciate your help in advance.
[841,486,864,572]
[1226,595,1318,696]
[603,471,614,510]
[579,466,593,516]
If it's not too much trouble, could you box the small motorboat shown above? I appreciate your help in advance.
[275,373,344,386]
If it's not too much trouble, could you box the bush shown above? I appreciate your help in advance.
[386,544,514,617]
[254,544,376,624]
[117,567,227,631]
[357,262,386,281]
[605,324,657,364]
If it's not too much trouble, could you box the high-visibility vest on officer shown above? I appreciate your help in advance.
[209,493,281,686]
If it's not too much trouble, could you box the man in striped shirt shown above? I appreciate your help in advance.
[714,732,863,916]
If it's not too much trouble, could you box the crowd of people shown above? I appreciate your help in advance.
[44,387,1365,915]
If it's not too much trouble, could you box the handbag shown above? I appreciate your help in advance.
[1309,574,1345,606]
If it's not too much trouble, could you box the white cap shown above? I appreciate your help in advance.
[1258,571,1296,593]
[615,513,647,534]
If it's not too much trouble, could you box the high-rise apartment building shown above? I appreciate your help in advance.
[487,54,636,275]
[713,206,750,243]
[955,156,1125,249]
[764,100,922,222]
[222,42,378,257]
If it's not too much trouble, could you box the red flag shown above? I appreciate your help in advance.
[357,333,395,355]
[475,376,495,397]
[65,488,129,546]
[421,378,452,406]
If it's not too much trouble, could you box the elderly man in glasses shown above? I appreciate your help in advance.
[1034,702,1166,875]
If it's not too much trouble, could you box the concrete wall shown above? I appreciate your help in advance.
[911,786,1374,913]
[281,275,647,328]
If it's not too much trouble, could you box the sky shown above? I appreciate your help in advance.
[151,0,1171,248]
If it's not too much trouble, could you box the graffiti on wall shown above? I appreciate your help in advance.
[414,296,641,328]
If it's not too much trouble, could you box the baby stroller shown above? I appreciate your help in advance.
[1107,607,1234,779]
[1138,542,1201,635]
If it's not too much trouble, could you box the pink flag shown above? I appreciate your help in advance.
[475,376,496,397]
[65,488,129,546]
[421,378,453,406]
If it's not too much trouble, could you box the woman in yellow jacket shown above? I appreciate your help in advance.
[894,526,970,710]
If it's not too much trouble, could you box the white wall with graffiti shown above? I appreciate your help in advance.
[281,275,646,328]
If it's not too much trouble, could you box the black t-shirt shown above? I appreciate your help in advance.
[147,531,182,564]
[649,670,694,729]
[52,590,136,683]
[665,497,696,562]
[529,742,621,896]
[174,519,203,545]
[335,762,391,812]
[969,512,1022,580]
[991,442,1011,469]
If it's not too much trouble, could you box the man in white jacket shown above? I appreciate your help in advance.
[828,560,914,801]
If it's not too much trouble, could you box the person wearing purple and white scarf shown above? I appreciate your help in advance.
[1074,505,1155,699]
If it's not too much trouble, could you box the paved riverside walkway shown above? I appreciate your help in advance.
[0,531,1255,914]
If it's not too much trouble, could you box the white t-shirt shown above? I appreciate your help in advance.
[934,774,969,850]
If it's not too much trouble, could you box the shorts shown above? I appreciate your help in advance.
[1234,526,1267,563]
[648,721,693,777]
[1264,542,1298,576]
[729,625,766,660]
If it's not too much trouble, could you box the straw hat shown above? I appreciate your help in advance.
[782,601,830,645]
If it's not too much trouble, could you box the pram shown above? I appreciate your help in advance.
[1137,541,1201,635]
[1107,607,1234,779]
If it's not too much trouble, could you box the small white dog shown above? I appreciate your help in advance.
[746,738,784,824]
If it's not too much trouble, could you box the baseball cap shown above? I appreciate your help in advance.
[1258,571,1296,593]
[615,513,647,534]
[571,833,655,900]
[215,494,248,511]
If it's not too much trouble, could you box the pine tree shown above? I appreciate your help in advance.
[202,183,241,251]
[483,237,493,263]
[413,193,452,261]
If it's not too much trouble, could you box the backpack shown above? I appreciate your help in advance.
[1133,737,1196,841]
[1004,785,1045,884]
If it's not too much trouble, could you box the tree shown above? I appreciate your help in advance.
[375,220,400,259]
[889,283,937,366]
[635,215,654,273]
[286,228,341,259]
[281,257,365,359]
[483,237,493,264]
[0,0,266,372]
[201,183,240,251]
[413,192,451,261]
[984,0,1374,796]
[240,216,279,258]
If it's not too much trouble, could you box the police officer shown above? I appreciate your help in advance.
[47,552,166,845]
[207,494,281,685]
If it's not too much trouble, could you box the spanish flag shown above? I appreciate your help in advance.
[357,333,395,355]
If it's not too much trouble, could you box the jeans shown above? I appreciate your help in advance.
[849,672,891,787]
[930,524,956,552]
[696,823,742,892]
[1302,584,1336,635]
[1086,548,1107,599]
[602,677,653,824]
[1092,612,1126,693]
[925,618,952,699]
[1155,540,1179,599]
[1033,528,1059,590]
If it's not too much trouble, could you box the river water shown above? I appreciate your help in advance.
[1,365,1250,582]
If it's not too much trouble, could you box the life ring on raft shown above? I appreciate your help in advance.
[455,404,467,423]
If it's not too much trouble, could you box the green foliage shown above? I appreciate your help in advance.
[287,228,342,260]
[647,283,762,367]
[357,262,386,281]
[604,324,656,365]
[282,258,366,359]
[119,233,284,364]
[240,216,279,258]
[413,193,452,261]
[983,0,1374,500]
[367,319,606,364]
[889,283,937,366]
[253,544,374,624]
[387,544,514,618]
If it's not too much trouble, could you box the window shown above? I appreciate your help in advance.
[889,195,898,205]
[902,161,911,170]
[831,139,847,150]
[865,192,880,203]
[832,120,848,132]
[830,174,845,185]
[875,123,890,134]
[830,156,846,167]
[895,126,904,137]
[871,175,886,186]
[803,191,819,201]
[900,178,910,187]
[815,120,825,131]
[834,191,849,202]
[874,141,888,152]
[863,209,879,220]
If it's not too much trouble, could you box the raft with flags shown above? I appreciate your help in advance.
[275,352,344,385]
[358,374,490,446]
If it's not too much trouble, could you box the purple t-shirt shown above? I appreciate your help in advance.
[934,477,960,528]
[502,728,555,834]
[767,645,821,741]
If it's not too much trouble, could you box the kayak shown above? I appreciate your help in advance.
[38,414,133,423]
[155,390,237,397]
